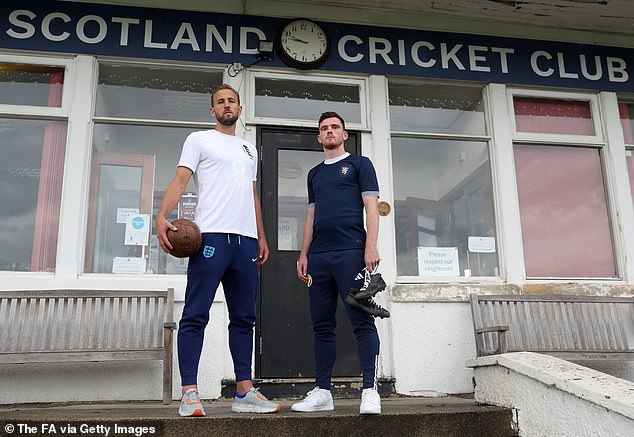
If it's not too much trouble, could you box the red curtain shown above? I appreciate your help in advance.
[515,145,615,278]
[513,97,615,278]
[30,71,67,272]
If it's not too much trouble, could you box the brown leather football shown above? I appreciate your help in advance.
[166,219,202,258]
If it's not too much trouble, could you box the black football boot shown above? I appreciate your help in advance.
[354,270,387,300]
[346,288,390,319]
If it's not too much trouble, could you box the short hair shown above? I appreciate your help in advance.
[318,111,345,130]
[211,84,240,106]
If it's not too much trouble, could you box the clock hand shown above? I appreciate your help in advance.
[288,36,309,44]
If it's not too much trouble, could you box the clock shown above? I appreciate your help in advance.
[276,19,330,70]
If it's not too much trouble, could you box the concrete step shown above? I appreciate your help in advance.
[0,396,516,437]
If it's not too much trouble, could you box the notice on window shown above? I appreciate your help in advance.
[112,257,146,274]
[124,213,150,246]
[278,216,298,251]
[116,207,140,224]
[418,247,460,277]
[178,194,197,220]
[468,236,496,253]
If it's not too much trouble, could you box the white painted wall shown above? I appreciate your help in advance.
[390,302,476,396]
[469,352,634,437]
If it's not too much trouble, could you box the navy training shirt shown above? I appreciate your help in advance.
[307,154,379,254]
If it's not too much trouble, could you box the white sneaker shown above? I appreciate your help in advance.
[291,387,334,412]
[360,388,381,415]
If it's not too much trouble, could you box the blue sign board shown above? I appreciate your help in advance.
[1,0,632,91]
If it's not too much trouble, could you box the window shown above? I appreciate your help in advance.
[0,64,64,107]
[86,63,223,274]
[0,61,69,272]
[389,82,498,278]
[514,97,595,136]
[511,93,616,278]
[389,83,485,135]
[252,73,365,127]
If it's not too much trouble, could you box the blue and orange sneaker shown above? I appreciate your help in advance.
[178,388,205,417]
[232,388,280,413]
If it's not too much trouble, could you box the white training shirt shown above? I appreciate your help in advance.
[177,129,258,238]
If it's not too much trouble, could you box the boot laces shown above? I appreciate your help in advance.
[364,297,385,311]
[361,268,371,290]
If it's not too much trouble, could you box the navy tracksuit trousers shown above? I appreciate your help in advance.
[178,233,259,386]
[307,248,380,390]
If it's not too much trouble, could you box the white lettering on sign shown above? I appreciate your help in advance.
[6,9,263,54]
[369,37,394,65]
[440,43,465,70]
[42,12,71,42]
[111,17,139,46]
[491,47,514,73]
[240,27,265,54]
[144,19,168,48]
[531,51,554,77]
[580,54,602,81]
[607,57,629,82]
[77,15,107,44]
[531,50,628,82]
[339,36,518,74]
[469,45,490,72]
[411,41,435,67]
[171,22,200,51]
[206,25,232,53]
[7,10,36,39]
[339,35,364,62]
[3,7,630,85]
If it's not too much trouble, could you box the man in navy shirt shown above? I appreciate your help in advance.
[293,111,384,415]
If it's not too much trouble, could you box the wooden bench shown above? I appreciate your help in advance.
[0,288,176,404]
[470,294,634,360]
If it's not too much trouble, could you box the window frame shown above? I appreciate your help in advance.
[246,70,369,130]
[507,87,621,281]
[92,59,223,130]
[508,88,604,146]
[388,79,501,284]
[84,59,225,277]
[0,53,74,276]
[0,54,74,118]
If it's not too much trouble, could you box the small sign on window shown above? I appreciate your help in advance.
[124,213,150,246]
[468,236,496,253]
[417,247,460,277]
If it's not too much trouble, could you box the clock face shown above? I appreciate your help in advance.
[277,19,330,70]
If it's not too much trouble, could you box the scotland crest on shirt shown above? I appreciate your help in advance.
[340,165,350,176]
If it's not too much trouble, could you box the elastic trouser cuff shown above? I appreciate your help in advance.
[235,371,252,382]
[181,375,198,386]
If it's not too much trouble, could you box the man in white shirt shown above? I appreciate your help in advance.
[156,84,279,416]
